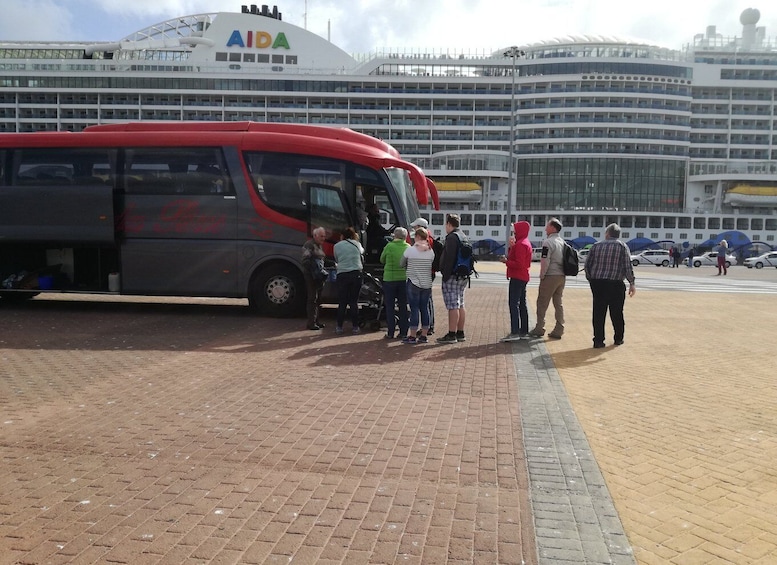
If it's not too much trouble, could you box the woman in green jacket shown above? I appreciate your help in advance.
[380,227,410,339]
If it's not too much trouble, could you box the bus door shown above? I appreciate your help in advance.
[307,183,354,252]
[118,147,239,296]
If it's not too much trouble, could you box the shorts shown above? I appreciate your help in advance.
[441,277,468,310]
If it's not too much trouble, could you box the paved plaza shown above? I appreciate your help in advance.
[1,262,777,564]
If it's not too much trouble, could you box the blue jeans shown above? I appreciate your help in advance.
[382,280,408,337]
[508,278,529,335]
[406,281,431,332]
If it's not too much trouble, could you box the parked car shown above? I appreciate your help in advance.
[683,251,736,268]
[744,251,777,269]
[532,248,542,262]
[577,248,590,263]
[630,249,671,267]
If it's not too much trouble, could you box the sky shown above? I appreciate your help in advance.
[1,0,776,55]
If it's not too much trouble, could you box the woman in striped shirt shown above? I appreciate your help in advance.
[400,227,436,344]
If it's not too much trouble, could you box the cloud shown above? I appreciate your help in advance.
[3,0,777,55]
[0,0,75,41]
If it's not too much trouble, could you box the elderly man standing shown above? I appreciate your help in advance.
[528,218,566,340]
[584,223,636,348]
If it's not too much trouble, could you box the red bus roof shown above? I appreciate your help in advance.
[2,123,439,207]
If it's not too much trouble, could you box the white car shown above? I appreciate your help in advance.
[577,248,590,263]
[744,251,777,269]
[532,248,542,262]
[684,251,736,268]
[630,249,671,267]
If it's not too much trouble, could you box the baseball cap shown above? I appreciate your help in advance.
[410,218,428,228]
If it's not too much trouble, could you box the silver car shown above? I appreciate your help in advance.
[684,251,736,268]
[744,251,777,269]
[630,249,671,267]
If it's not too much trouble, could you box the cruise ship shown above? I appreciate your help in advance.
[2,4,777,258]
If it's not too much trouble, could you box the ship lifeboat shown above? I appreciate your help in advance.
[433,181,482,202]
[724,185,777,206]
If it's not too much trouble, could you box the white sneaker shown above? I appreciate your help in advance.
[499,333,523,342]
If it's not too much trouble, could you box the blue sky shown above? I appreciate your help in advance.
[1,0,776,55]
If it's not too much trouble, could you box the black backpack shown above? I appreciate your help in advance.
[452,232,477,279]
[562,243,580,276]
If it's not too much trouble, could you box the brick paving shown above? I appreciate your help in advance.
[0,286,535,564]
[2,263,777,564]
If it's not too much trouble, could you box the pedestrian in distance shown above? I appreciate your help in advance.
[584,223,636,348]
[500,220,532,342]
[333,227,364,335]
[716,239,729,276]
[400,227,436,344]
[672,245,681,268]
[687,246,695,268]
[379,227,410,339]
[527,218,566,340]
[436,214,469,344]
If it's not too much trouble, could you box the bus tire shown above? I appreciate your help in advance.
[248,264,304,317]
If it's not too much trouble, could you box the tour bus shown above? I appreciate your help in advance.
[0,122,439,316]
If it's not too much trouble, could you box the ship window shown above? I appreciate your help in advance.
[272,54,284,64]
[622,232,629,238]
[258,54,270,63]
[620,216,632,228]
[695,234,704,240]
[591,216,603,227]
[751,218,763,230]
[753,234,760,241]
[636,232,644,238]
[475,230,484,236]
[229,53,241,62]
[679,233,687,239]
[635,217,647,228]
[722,218,735,229]
[651,233,659,239]
[474,214,487,226]
[577,216,589,227]
[708,217,720,229]
[431,213,444,225]
[665,233,672,239]
[460,213,472,225]
[694,218,705,229]
[243,53,255,62]
[737,218,749,230]
[215,52,228,61]
[663,217,676,228]
[678,217,691,229]
[649,216,661,228]
[491,231,500,237]
[533,215,545,226]
[593,232,601,238]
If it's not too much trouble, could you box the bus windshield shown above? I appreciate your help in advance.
[385,167,421,227]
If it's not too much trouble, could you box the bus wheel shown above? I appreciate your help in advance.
[248,264,304,317]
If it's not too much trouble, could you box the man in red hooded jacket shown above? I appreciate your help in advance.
[499,221,533,342]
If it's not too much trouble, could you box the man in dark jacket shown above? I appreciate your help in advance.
[436,214,469,344]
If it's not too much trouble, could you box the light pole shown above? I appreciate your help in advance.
[503,46,524,252]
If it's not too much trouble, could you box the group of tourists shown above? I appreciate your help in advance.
[300,213,472,344]
[500,217,636,349]
[303,214,641,349]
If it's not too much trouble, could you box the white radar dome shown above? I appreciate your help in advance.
[740,8,761,25]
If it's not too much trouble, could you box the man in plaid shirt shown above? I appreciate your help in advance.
[584,223,636,348]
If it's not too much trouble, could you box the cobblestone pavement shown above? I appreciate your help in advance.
[2,262,777,564]
[0,286,535,565]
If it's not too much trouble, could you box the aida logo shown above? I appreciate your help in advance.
[226,30,290,49]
